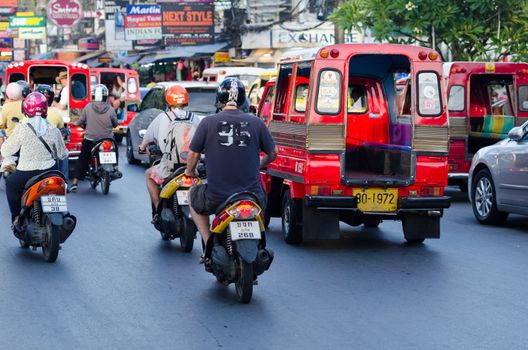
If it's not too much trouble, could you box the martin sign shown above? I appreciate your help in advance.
[48,0,82,28]
[125,4,162,41]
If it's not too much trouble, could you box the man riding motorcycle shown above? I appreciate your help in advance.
[70,84,118,192]
[139,85,199,223]
[184,78,278,264]
[1,92,68,226]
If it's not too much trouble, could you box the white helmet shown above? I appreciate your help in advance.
[6,82,22,101]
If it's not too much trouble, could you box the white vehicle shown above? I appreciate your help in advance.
[202,67,268,89]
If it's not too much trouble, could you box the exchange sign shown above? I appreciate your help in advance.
[125,4,162,41]
[161,2,214,45]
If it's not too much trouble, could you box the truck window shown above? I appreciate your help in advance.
[71,74,87,100]
[258,85,275,124]
[273,64,293,121]
[519,86,528,111]
[347,85,367,113]
[448,85,465,112]
[294,84,309,112]
[128,77,138,94]
[290,62,312,121]
[316,69,341,115]
[417,72,442,117]
[9,73,24,83]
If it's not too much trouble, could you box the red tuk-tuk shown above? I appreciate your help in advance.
[445,62,528,190]
[90,68,140,143]
[258,44,450,244]
[5,60,91,160]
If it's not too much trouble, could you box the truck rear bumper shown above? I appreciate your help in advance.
[305,195,358,208]
[399,196,451,210]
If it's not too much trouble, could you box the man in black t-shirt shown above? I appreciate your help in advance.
[185,78,278,261]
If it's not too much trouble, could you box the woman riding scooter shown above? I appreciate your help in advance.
[1,92,68,227]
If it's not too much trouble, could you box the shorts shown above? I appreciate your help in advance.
[150,166,165,185]
[189,184,221,216]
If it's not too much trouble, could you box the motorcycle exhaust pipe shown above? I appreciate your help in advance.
[253,248,274,275]
[60,215,77,243]
[110,171,123,180]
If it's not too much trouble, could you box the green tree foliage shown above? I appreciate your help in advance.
[330,0,528,61]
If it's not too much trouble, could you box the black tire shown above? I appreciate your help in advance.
[42,217,60,263]
[126,133,140,165]
[405,238,425,244]
[363,217,381,228]
[19,239,29,249]
[281,190,303,244]
[114,134,124,144]
[235,258,253,304]
[180,217,196,253]
[90,177,97,189]
[100,171,110,195]
[264,204,271,229]
[471,169,508,225]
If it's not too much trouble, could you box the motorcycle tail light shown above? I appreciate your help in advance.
[211,210,231,231]
[421,186,442,197]
[228,200,260,220]
[176,175,198,188]
[99,140,113,152]
[38,177,66,193]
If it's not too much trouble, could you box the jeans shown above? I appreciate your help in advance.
[57,155,69,181]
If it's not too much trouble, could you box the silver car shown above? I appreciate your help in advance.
[469,122,528,224]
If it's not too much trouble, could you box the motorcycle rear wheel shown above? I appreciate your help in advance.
[180,217,196,252]
[100,172,110,195]
[42,217,60,263]
[235,258,253,304]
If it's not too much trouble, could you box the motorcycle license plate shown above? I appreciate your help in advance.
[41,195,67,213]
[99,152,117,164]
[229,221,261,241]
[353,188,398,212]
[176,190,189,205]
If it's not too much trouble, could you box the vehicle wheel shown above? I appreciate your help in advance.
[180,217,196,252]
[235,258,253,304]
[405,238,425,244]
[458,182,468,193]
[90,177,97,189]
[126,133,140,165]
[42,217,60,263]
[281,190,303,244]
[160,231,171,241]
[100,171,110,195]
[114,134,124,144]
[363,217,381,228]
[264,204,271,229]
[471,169,508,225]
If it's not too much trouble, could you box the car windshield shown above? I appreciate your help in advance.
[186,89,217,115]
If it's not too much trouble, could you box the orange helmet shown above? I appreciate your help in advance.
[165,85,189,106]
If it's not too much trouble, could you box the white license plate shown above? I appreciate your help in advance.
[229,221,261,241]
[41,195,67,213]
[176,190,189,205]
[99,152,117,164]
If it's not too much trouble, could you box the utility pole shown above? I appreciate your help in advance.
[333,0,345,44]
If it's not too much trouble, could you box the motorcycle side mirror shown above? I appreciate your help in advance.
[138,129,147,138]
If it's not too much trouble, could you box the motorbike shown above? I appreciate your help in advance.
[153,165,204,252]
[87,138,122,194]
[14,170,76,262]
[208,192,274,303]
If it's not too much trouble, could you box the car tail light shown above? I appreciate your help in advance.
[99,140,113,152]
[421,186,442,197]
[228,200,260,220]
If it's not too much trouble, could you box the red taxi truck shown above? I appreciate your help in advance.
[90,68,140,143]
[445,62,528,190]
[5,60,91,160]
[258,44,450,244]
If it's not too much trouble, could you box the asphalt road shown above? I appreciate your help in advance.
[1,146,527,349]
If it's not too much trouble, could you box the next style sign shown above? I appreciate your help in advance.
[272,29,363,48]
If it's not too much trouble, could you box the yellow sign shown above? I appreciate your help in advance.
[0,22,8,30]
[353,188,399,212]
[485,62,496,73]
[214,52,230,63]
[16,12,35,16]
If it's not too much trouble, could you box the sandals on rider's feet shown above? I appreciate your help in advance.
[68,184,78,193]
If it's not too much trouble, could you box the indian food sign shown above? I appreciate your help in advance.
[125,4,162,41]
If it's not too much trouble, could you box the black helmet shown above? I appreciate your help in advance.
[35,84,55,107]
[91,84,109,102]
[215,78,246,109]
[16,80,32,98]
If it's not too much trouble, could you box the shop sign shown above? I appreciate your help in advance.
[125,4,161,40]
[214,52,230,63]
[161,1,214,45]
[0,37,12,61]
[271,29,362,48]
[78,37,100,50]
[8,16,45,28]
[13,49,25,61]
[16,12,35,16]
[0,7,16,22]
[13,37,24,48]
[48,0,82,28]
[1,1,18,8]
[0,22,9,31]
[19,26,46,39]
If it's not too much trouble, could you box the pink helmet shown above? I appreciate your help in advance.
[22,92,48,118]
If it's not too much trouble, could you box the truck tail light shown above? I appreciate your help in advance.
[330,49,340,58]
[310,186,331,196]
[421,187,442,197]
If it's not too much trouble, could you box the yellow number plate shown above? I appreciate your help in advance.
[353,188,398,212]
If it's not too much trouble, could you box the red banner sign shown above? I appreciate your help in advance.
[161,2,214,45]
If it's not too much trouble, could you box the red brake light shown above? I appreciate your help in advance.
[211,209,230,229]
[38,176,65,192]
[418,51,428,60]
[330,49,339,58]
[102,140,113,151]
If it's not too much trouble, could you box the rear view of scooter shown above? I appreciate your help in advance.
[14,170,76,262]
[207,192,274,303]
[87,138,122,194]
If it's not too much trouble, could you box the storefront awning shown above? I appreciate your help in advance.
[74,51,106,63]
[138,42,230,65]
